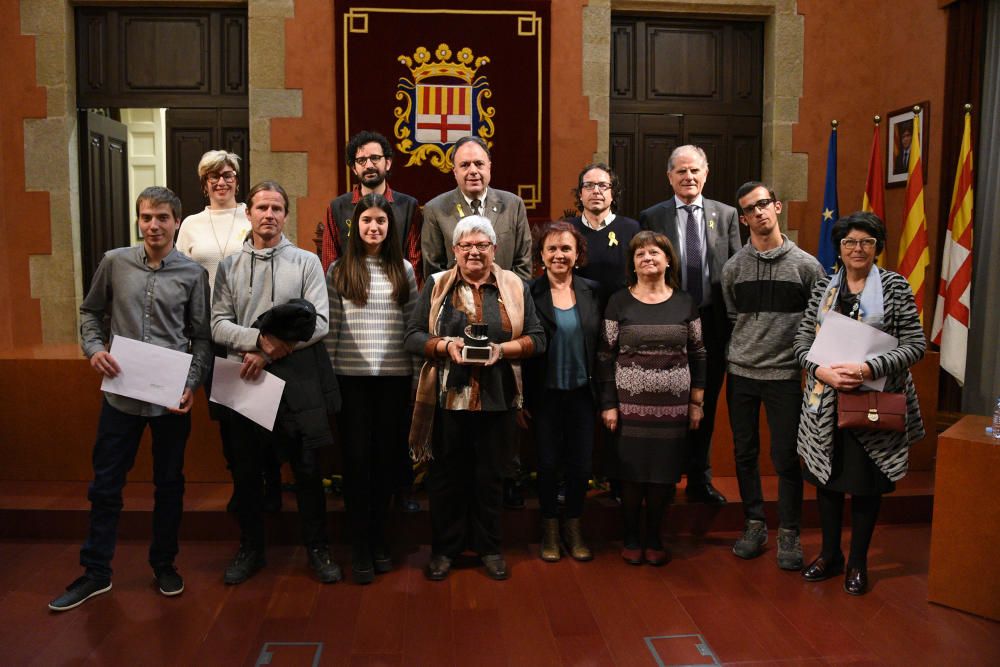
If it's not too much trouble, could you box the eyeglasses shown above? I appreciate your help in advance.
[454,241,494,253]
[581,182,612,192]
[354,155,385,167]
[207,171,237,183]
[840,237,878,250]
[739,198,774,215]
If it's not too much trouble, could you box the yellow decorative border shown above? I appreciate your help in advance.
[517,184,539,207]
[342,8,544,209]
[347,10,368,33]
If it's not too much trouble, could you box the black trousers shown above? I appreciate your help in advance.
[686,306,728,484]
[228,412,327,550]
[80,399,190,582]
[337,374,411,554]
[727,375,804,530]
[534,386,595,519]
[428,409,514,557]
[207,347,280,489]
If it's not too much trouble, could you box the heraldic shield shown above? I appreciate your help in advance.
[394,44,496,174]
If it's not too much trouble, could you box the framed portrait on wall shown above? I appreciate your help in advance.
[886,102,929,187]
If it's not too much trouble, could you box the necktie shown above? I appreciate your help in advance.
[471,198,482,215]
[681,204,704,306]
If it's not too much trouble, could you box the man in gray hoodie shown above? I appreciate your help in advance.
[722,181,825,570]
[212,180,341,585]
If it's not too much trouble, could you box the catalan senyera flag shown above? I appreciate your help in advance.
[861,120,885,221]
[930,109,974,385]
[897,110,930,324]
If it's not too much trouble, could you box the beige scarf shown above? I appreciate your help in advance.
[408,264,525,462]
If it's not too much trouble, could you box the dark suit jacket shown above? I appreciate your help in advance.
[638,196,741,334]
[523,273,602,410]
[421,187,532,280]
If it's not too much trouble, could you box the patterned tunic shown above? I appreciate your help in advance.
[597,288,707,483]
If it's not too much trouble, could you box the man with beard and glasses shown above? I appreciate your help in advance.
[321,131,423,285]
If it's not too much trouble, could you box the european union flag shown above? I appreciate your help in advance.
[818,127,839,274]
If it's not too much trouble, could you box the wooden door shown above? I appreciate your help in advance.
[610,16,763,216]
[165,108,250,222]
[79,110,130,292]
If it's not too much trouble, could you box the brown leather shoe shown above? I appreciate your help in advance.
[802,555,844,582]
[644,547,669,567]
[844,566,868,595]
[424,554,452,581]
[561,517,593,562]
[540,518,561,562]
[621,545,642,565]
[482,554,509,580]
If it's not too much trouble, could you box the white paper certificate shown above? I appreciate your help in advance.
[209,357,286,431]
[806,310,898,391]
[100,336,193,409]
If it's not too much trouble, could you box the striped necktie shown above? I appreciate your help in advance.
[681,204,704,306]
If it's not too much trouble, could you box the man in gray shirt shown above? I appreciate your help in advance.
[49,187,211,612]
[722,181,825,570]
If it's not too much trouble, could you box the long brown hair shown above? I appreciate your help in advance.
[330,193,409,307]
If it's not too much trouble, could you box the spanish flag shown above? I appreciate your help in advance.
[897,109,930,324]
[861,119,885,221]
[931,108,974,385]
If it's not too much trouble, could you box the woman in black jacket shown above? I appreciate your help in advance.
[524,221,602,562]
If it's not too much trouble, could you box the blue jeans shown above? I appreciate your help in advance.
[80,399,190,582]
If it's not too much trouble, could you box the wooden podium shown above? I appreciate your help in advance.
[927,415,1000,620]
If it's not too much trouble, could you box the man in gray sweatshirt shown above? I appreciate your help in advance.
[722,181,825,570]
[212,180,341,585]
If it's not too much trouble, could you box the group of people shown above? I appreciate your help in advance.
[48,133,925,613]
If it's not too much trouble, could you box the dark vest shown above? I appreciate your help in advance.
[328,189,419,252]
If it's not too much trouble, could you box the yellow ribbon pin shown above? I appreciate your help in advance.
[608,231,618,247]
[455,204,465,217]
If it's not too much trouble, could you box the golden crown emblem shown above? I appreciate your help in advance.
[398,44,490,85]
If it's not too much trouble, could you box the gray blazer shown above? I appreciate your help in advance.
[421,187,533,280]
[638,197,741,315]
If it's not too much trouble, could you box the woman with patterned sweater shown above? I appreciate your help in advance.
[794,211,925,596]
[325,193,419,584]
[597,231,707,566]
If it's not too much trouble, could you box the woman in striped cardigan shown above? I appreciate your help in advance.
[794,211,925,596]
[325,193,419,584]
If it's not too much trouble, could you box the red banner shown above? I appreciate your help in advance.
[335,1,550,216]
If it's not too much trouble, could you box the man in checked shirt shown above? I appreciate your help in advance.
[48,186,211,612]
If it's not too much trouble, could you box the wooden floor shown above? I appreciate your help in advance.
[1,524,997,666]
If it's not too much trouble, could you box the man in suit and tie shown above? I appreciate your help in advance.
[893,124,913,176]
[421,136,532,281]
[639,145,741,506]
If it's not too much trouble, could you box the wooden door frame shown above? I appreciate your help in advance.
[582,0,806,211]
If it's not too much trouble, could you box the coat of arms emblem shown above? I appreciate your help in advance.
[394,44,496,174]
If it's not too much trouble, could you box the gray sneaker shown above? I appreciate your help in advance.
[733,520,768,559]
[48,575,112,612]
[776,527,804,570]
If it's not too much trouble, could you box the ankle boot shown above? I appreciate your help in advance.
[540,518,561,562]
[562,517,593,561]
